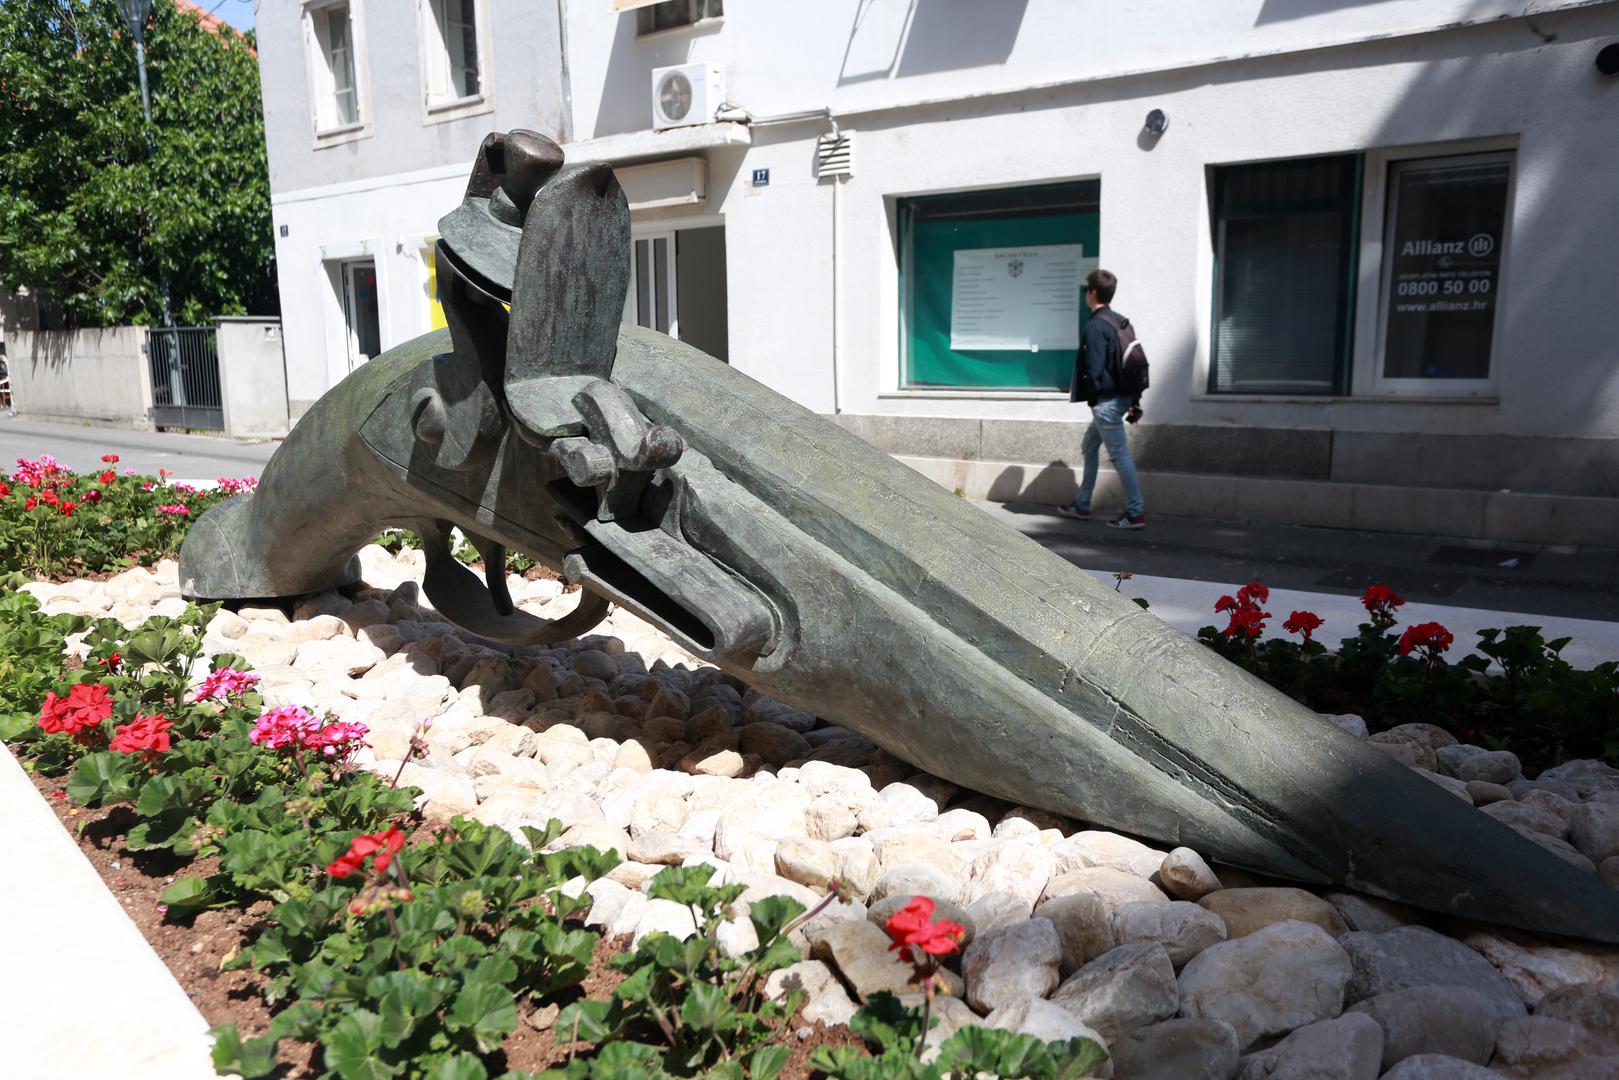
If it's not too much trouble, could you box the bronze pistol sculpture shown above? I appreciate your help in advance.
[180,131,1619,944]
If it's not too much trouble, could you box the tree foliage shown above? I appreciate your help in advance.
[0,0,275,327]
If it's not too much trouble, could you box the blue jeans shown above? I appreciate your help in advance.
[1074,397,1144,517]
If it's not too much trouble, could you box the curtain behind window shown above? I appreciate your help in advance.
[1211,155,1360,395]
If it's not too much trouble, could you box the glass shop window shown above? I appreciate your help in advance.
[1209,154,1360,395]
[898,180,1101,391]
[1377,152,1511,385]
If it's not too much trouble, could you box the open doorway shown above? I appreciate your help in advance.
[622,226,728,363]
[341,259,381,371]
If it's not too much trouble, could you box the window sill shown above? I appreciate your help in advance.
[882,389,1070,401]
[422,93,495,126]
[1191,394,1499,405]
[312,121,370,148]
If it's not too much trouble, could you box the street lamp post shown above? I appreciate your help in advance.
[115,0,179,416]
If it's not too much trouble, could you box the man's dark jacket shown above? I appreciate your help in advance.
[1069,305,1126,405]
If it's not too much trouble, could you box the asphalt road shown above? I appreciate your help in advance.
[0,415,277,481]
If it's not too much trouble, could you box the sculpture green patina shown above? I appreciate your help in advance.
[180,131,1619,943]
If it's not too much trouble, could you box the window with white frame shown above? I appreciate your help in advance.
[423,0,482,106]
[308,2,361,132]
[1208,145,1515,398]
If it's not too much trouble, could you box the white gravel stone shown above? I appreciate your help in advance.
[763,961,857,1027]
[1379,1056,1510,1080]
[961,842,1055,907]
[1111,1018,1240,1080]
[1235,1012,1383,1080]
[1458,929,1619,1008]
[1569,801,1619,863]
[1050,941,1179,1044]
[1456,751,1522,786]
[985,997,1110,1056]
[1051,831,1167,879]
[1339,927,1525,1025]
[1037,891,1117,974]
[964,891,1035,938]
[1158,847,1222,901]
[1044,866,1168,911]
[1346,986,1501,1069]
[1322,714,1369,738]
[857,782,940,831]
[1111,900,1227,968]
[962,917,1064,1014]
[1178,920,1353,1051]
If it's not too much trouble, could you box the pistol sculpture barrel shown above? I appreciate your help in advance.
[180,130,1619,944]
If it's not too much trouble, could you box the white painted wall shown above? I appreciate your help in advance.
[567,0,1619,436]
[270,166,467,412]
[8,328,154,429]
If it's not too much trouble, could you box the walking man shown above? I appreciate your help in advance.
[1059,268,1146,528]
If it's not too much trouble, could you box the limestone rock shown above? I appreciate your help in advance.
[1178,921,1353,1050]
[965,891,1035,938]
[1235,1012,1383,1080]
[962,917,1064,1014]
[1480,801,1566,840]
[1050,942,1178,1044]
[1323,891,1427,935]
[1044,866,1167,911]
[857,783,940,832]
[775,836,840,890]
[1569,801,1619,863]
[1111,900,1227,968]
[806,797,860,842]
[813,918,943,1002]
[1467,781,1513,806]
[1051,831,1167,879]
[1459,930,1619,1008]
[1383,723,1458,751]
[1348,986,1501,1069]
[631,898,699,944]
[1340,927,1525,1025]
[1198,887,1347,940]
[1490,1014,1615,1077]
[1159,847,1223,901]
[1038,891,1118,973]
[1456,751,1523,786]
[1110,1017,1241,1080]
[1379,1057,1509,1080]
[870,829,967,881]
[1436,744,1490,778]
[763,960,856,1027]
[1537,759,1619,800]
[870,864,959,906]
[985,998,1110,1068]
[931,807,993,842]
[1367,734,1437,772]
[1323,714,1369,738]
[961,842,1055,907]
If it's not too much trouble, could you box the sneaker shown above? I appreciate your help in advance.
[1107,512,1146,530]
[1056,503,1092,521]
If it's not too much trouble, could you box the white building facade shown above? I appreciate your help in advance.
[260,0,1619,545]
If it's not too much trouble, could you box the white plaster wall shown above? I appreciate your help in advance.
[565,0,1605,138]
[8,328,153,429]
[572,1,1619,437]
[216,319,291,438]
[270,168,467,411]
[258,1,567,195]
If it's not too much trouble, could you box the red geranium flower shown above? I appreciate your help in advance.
[39,683,114,742]
[59,500,77,517]
[328,825,407,879]
[1282,610,1324,641]
[24,496,37,510]
[41,490,58,506]
[883,896,966,965]
[98,470,116,485]
[1362,584,1406,620]
[110,713,173,759]
[1398,621,1454,658]
[0,481,9,498]
[99,652,122,671]
[1214,594,1238,614]
[1237,581,1269,605]
[1225,606,1269,638]
[85,489,102,503]
[101,454,120,463]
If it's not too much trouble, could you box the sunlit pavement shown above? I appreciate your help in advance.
[0,414,277,480]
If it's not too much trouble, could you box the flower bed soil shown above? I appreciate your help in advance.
[25,767,863,1079]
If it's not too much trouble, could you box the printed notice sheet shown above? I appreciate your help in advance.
[949,244,1088,351]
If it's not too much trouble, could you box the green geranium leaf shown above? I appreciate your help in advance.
[1049,1035,1111,1079]
[66,751,140,805]
[159,873,229,913]
[680,981,730,1033]
[425,1055,489,1080]
[446,982,518,1054]
[747,1046,791,1080]
[324,1008,399,1080]
[126,809,196,852]
[209,1024,279,1079]
[373,970,450,1048]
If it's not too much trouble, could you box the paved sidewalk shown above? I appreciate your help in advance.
[0,414,277,479]
[0,745,218,1079]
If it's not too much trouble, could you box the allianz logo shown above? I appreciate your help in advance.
[1401,233,1496,258]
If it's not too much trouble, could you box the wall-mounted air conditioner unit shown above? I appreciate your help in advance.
[651,62,723,131]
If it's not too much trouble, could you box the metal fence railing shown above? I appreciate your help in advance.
[146,326,223,431]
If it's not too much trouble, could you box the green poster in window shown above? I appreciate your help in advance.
[906,211,1099,389]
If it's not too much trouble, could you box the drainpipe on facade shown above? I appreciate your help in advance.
[555,0,574,143]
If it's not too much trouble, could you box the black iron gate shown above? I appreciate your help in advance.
[146,326,223,431]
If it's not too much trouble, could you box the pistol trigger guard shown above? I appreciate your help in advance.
[415,520,610,645]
